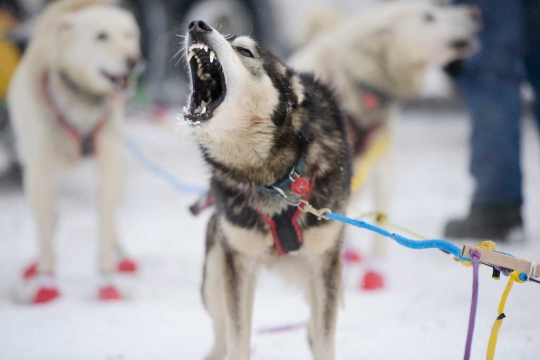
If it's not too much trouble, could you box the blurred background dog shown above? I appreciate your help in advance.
[8,0,142,303]
[290,1,480,288]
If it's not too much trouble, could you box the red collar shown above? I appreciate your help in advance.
[41,70,110,155]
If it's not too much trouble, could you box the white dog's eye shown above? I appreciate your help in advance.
[424,13,435,23]
[234,46,254,58]
[96,32,109,42]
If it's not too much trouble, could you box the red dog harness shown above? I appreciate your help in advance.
[42,70,109,156]
[257,169,318,255]
[190,147,319,256]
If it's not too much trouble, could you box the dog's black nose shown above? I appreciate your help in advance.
[188,20,212,33]
[450,39,470,50]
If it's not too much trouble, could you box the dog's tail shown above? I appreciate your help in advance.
[298,7,343,44]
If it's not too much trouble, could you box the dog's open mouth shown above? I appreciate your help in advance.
[184,42,227,122]
[101,70,131,90]
[449,38,473,54]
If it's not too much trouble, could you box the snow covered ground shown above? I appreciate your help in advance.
[1,108,540,360]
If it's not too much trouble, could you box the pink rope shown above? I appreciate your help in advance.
[257,321,307,334]
[464,250,481,360]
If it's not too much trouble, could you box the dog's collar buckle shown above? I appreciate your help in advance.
[258,152,307,202]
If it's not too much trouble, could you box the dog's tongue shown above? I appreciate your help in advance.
[119,75,130,89]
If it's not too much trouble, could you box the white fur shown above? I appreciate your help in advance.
[7,0,140,295]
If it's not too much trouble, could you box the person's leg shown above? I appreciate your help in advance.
[445,0,525,241]
[524,0,540,128]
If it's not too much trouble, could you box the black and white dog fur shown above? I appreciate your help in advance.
[183,21,351,360]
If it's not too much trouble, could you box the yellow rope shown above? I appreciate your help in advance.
[456,241,497,266]
[347,204,428,240]
[351,136,390,193]
[486,271,524,360]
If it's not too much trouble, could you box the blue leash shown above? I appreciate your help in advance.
[324,212,470,261]
[125,137,207,195]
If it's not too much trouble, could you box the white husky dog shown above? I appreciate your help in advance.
[8,0,141,304]
[290,1,480,289]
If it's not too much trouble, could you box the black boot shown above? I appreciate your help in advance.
[444,203,524,242]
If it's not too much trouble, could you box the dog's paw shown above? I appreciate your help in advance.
[34,286,61,304]
[117,258,138,274]
[361,270,385,291]
[13,274,61,305]
[98,285,122,301]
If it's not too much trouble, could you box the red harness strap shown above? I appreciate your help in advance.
[257,167,319,256]
[42,70,109,156]
[258,144,321,256]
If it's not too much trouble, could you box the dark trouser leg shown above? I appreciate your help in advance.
[524,0,540,129]
[445,0,525,240]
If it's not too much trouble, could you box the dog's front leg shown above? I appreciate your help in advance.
[222,247,258,360]
[95,122,124,278]
[25,164,58,274]
[307,247,342,360]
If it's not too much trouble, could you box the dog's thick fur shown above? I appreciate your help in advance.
[8,0,140,294]
[183,22,351,360]
[290,1,479,261]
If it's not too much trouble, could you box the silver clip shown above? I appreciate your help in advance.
[299,200,331,220]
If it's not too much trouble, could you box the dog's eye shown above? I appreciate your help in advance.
[235,46,254,58]
[96,32,109,41]
[424,13,435,23]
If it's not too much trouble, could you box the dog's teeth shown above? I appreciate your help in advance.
[196,56,201,64]
[202,107,207,114]
[188,51,195,61]
[210,51,215,63]
[204,45,208,52]
[201,100,208,108]
[183,106,191,115]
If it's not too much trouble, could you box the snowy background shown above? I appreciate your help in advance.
[1,0,540,359]
[1,107,540,360]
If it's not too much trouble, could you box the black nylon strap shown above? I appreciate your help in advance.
[273,206,302,253]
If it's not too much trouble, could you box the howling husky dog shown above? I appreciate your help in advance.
[183,20,351,360]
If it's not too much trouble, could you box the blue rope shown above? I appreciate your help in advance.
[325,212,470,261]
[125,137,207,195]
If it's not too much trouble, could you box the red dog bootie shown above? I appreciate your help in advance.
[23,262,38,280]
[25,274,61,305]
[98,285,122,301]
[361,270,385,291]
[34,286,60,304]
[117,258,138,273]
